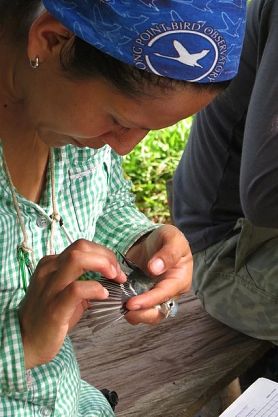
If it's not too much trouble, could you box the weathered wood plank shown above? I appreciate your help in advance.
[71,293,271,417]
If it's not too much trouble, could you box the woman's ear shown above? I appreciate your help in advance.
[27,11,73,65]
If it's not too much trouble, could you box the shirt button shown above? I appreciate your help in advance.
[40,407,51,416]
[36,216,49,228]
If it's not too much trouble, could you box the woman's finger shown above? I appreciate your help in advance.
[53,280,110,323]
[147,227,190,276]
[49,246,126,291]
[125,308,164,325]
[126,258,191,311]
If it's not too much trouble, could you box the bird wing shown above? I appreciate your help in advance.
[85,260,154,334]
[173,40,191,59]
[192,49,210,61]
[86,279,127,333]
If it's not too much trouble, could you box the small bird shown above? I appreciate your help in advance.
[86,255,178,333]
[155,40,210,68]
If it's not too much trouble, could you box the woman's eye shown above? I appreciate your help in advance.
[119,125,130,132]
[112,117,130,132]
[115,123,130,134]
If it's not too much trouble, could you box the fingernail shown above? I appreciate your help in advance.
[103,288,109,297]
[150,258,165,274]
[120,270,127,281]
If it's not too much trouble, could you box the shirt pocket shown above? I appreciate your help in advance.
[68,158,110,236]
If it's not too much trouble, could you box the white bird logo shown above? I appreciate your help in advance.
[154,40,210,68]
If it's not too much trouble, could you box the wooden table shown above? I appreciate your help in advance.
[71,293,271,417]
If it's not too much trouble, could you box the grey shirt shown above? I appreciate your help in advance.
[173,0,278,253]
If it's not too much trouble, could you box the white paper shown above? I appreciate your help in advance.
[219,378,278,417]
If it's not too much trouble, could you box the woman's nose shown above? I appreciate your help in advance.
[122,129,150,154]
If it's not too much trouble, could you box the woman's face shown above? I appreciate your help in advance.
[9,13,219,155]
[28,73,216,155]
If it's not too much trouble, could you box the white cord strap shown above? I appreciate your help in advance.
[3,148,62,258]
[49,149,62,255]
[3,157,35,264]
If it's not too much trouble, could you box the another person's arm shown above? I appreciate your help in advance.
[239,1,278,227]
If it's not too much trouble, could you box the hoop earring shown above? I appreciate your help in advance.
[29,56,40,69]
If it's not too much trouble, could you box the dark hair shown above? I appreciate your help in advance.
[0,0,42,41]
[0,0,230,96]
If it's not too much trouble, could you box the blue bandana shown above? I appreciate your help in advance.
[42,0,247,83]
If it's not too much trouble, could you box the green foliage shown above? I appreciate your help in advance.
[123,118,192,223]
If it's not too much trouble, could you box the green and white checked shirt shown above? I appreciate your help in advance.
[0,142,157,417]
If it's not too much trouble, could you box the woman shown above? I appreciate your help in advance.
[0,1,246,416]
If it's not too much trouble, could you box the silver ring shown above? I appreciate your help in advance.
[156,298,179,318]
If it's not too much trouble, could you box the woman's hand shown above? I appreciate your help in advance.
[125,225,192,325]
[18,239,126,370]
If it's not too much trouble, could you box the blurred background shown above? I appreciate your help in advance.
[123,117,192,223]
